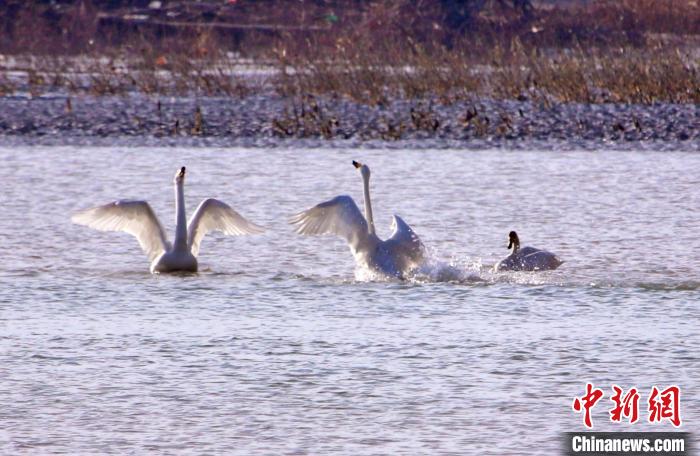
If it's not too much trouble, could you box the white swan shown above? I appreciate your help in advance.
[495,231,562,272]
[290,160,425,278]
[72,166,264,273]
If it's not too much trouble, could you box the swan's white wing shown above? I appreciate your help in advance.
[384,215,426,265]
[187,198,265,257]
[71,200,170,262]
[289,195,368,249]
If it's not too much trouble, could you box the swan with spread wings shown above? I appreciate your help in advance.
[72,167,264,273]
[290,161,426,278]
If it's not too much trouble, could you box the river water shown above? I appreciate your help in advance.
[1,146,698,454]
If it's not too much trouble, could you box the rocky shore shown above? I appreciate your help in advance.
[0,92,697,150]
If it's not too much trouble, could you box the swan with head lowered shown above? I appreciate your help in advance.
[495,231,562,272]
[290,160,426,279]
[72,166,264,273]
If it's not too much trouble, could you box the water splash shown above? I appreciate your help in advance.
[411,257,484,283]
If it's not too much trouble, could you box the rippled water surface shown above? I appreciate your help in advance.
[1,147,698,455]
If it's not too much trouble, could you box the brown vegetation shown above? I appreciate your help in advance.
[0,1,698,104]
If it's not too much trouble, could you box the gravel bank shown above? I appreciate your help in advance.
[0,93,697,150]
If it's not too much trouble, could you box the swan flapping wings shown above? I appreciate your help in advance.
[289,195,369,250]
[71,200,170,262]
[290,196,425,270]
[385,214,426,265]
[290,161,428,278]
[187,198,265,257]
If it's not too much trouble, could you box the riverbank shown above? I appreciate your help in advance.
[0,92,697,150]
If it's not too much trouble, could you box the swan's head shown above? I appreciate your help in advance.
[507,231,520,250]
[352,160,370,180]
[174,166,186,184]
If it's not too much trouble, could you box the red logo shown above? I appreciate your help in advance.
[609,385,640,424]
[572,383,604,428]
[572,384,682,428]
[648,385,682,427]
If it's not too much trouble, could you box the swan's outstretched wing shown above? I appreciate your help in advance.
[187,198,265,257]
[384,215,426,266]
[71,200,170,262]
[289,195,368,250]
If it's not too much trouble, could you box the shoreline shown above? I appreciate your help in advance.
[0,92,697,150]
[2,136,698,153]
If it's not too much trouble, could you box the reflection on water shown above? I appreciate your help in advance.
[0,147,698,454]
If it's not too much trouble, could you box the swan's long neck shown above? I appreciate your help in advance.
[362,172,376,235]
[511,238,520,254]
[174,179,188,250]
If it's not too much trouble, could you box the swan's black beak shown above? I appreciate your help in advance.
[507,240,513,249]
[352,160,362,169]
[179,166,186,177]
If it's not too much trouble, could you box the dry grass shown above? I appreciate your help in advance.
[2,0,699,56]
[274,37,700,106]
[0,41,256,98]
[2,39,697,106]
[0,1,698,105]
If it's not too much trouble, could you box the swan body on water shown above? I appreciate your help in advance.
[72,167,264,273]
[290,161,425,278]
[495,231,562,272]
